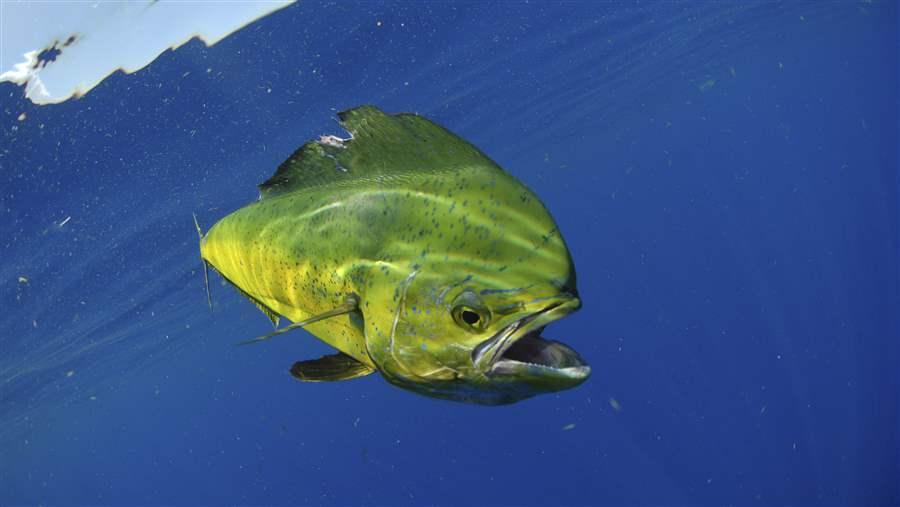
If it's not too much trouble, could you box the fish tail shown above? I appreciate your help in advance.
[192,213,213,310]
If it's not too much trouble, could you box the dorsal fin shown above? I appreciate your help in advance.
[258,106,500,198]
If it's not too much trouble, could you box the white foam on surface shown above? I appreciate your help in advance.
[0,1,294,105]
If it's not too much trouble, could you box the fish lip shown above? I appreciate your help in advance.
[472,297,581,374]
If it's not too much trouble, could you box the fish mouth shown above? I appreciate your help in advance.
[472,298,589,383]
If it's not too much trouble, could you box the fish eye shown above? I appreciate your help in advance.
[450,290,491,332]
[452,305,489,331]
[461,310,480,325]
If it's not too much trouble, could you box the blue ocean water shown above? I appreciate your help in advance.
[1,1,897,505]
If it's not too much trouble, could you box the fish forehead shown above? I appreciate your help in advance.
[257,162,561,250]
[383,168,563,248]
[383,178,573,321]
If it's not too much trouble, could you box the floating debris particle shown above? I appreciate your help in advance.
[66,370,75,377]
[698,79,716,92]
[17,113,26,121]
[562,423,576,431]
[89,395,97,401]
[58,216,71,227]
[18,276,28,284]
[609,397,622,412]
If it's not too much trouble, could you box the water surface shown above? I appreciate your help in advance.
[1,2,897,505]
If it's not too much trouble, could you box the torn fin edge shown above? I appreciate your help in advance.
[193,213,213,310]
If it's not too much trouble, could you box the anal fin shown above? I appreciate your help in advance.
[247,295,281,328]
[218,274,282,328]
[290,352,375,382]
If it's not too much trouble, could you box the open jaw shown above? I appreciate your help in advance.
[472,300,590,383]
[491,329,589,377]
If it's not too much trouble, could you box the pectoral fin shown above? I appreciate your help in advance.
[290,352,375,382]
[238,294,359,346]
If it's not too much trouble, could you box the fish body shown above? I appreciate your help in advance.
[200,106,589,404]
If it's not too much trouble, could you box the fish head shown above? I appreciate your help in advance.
[363,188,589,405]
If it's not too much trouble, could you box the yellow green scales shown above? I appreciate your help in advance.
[197,106,589,404]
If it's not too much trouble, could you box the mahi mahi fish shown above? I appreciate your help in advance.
[197,106,589,404]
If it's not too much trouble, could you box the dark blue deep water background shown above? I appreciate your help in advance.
[1,2,898,505]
